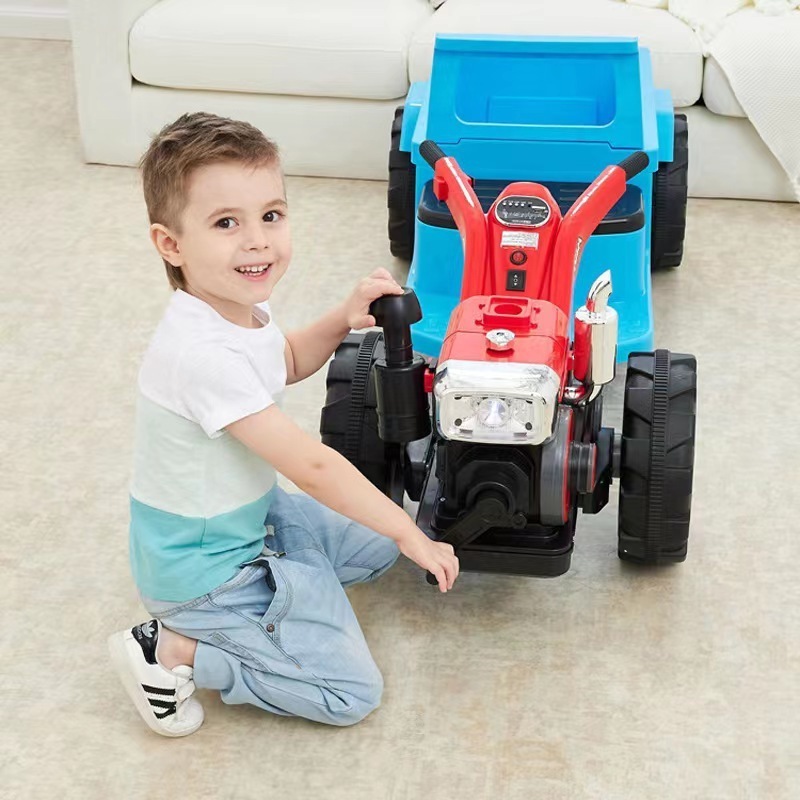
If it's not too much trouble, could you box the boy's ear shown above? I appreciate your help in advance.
[150,223,184,267]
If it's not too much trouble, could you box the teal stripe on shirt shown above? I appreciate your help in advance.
[130,489,274,602]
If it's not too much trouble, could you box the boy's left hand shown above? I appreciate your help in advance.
[343,268,405,330]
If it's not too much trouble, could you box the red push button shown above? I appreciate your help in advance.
[510,249,527,266]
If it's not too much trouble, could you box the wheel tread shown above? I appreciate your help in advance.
[320,334,393,494]
[651,114,688,271]
[618,349,697,565]
[387,106,416,262]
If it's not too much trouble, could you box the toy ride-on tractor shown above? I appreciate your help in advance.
[321,143,697,581]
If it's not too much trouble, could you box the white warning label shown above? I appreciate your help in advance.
[501,231,539,249]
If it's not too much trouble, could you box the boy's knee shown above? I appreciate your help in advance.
[327,674,384,727]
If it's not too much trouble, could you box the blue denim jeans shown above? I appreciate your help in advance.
[141,487,400,727]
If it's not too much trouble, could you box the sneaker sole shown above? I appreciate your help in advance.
[108,631,203,738]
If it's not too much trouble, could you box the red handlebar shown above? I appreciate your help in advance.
[426,150,489,299]
[421,140,649,313]
[550,164,627,315]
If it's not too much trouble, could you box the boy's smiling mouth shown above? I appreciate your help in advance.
[234,263,272,280]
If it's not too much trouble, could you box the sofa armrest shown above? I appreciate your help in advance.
[69,0,159,163]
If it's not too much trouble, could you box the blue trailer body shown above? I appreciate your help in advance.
[399,35,676,360]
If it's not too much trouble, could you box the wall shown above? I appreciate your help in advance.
[0,0,70,39]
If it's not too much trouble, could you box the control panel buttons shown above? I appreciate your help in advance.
[495,196,551,228]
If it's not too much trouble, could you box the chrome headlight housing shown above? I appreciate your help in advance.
[433,360,561,445]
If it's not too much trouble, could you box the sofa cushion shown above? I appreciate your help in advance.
[702,56,745,118]
[681,105,795,201]
[705,7,800,200]
[129,0,432,101]
[409,0,704,107]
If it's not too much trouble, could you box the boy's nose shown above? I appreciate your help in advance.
[243,224,271,251]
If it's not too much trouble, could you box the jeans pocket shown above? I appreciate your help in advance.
[203,561,282,630]
[142,565,265,620]
[206,565,263,601]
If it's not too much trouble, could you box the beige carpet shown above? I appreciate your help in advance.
[2,38,799,800]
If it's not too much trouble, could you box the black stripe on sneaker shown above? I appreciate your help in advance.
[153,705,177,719]
[148,698,176,710]
[141,684,175,697]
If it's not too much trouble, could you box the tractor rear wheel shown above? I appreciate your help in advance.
[387,106,416,261]
[320,332,402,500]
[651,113,688,270]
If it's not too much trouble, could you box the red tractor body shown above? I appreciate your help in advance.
[321,142,697,579]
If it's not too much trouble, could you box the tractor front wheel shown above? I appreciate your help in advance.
[617,350,697,564]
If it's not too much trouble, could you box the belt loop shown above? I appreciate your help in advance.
[264,562,277,592]
[241,555,278,591]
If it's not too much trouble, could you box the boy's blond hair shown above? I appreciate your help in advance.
[140,112,281,291]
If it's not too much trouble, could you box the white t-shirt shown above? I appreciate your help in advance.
[129,290,287,602]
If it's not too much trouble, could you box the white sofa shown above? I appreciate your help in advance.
[69,0,797,201]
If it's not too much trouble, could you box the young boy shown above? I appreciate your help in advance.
[108,112,459,737]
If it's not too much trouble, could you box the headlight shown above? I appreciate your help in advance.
[476,397,510,428]
[433,360,561,445]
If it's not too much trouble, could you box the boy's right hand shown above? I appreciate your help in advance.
[397,530,459,593]
[342,268,404,330]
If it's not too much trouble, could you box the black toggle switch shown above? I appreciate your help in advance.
[506,269,527,291]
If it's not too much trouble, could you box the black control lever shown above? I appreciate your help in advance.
[425,491,526,585]
[369,288,422,367]
[368,287,430,446]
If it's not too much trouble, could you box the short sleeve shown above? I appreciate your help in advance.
[175,342,274,438]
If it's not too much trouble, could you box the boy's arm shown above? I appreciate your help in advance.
[226,405,459,592]
[283,306,350,385]
[283,268,403,384]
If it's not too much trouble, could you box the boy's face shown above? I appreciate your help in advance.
[152,160,291,325]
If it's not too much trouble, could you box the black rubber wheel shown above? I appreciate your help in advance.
[320,332,398,497]
[618,350,697,564]
[387,106,416,261]
[651,113,688,270]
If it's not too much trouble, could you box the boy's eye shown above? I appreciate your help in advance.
[214,211,282,229]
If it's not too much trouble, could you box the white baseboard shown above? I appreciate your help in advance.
[0,5,70,40]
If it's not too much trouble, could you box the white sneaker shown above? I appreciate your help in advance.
[108,619,204,737]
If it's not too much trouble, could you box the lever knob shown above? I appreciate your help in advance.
[369,287,422,367]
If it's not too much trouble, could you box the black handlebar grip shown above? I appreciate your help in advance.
[419,139,447,168]
[617,151,650,181]
[369,288,422,368]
